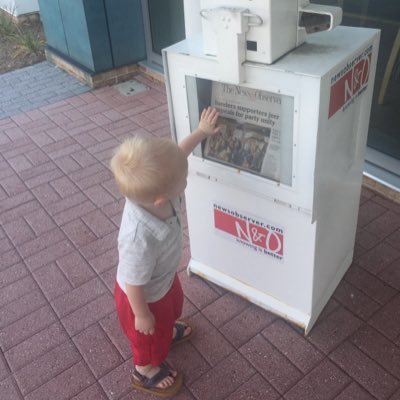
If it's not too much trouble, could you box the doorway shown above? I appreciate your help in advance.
[141,0,185,71]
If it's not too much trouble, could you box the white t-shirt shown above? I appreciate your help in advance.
[116,198,182,303]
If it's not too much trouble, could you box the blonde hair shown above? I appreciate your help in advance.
[110,136,187,203]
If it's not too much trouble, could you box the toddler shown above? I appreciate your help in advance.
[110,107,220,397]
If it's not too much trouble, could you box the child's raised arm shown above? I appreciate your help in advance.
[179,107,221,157]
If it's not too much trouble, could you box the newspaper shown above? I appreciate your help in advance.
[204,82,283,181]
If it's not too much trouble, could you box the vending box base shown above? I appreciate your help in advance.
[188,259,312,332]
[188,247,354,334]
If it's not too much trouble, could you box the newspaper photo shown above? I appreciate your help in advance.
[205,82,283,181]
[204,117,271,174]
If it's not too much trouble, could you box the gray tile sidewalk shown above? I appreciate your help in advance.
[0,61,89,119]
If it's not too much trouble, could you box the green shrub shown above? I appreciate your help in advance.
[14,25,44,55]
[0,9,17,37]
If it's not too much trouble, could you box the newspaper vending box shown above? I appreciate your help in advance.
[163,1,380,333]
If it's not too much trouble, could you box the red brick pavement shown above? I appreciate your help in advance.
[0,73,399,400]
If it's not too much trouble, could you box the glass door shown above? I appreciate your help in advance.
[141,0,185,70]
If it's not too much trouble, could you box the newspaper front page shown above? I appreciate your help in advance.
[205,82,283,181]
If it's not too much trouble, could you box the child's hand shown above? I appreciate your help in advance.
[199,107,221,137]
[135,312,155,335]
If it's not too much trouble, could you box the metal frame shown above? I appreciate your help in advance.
[365,147,400,192]
[140,0,164,70]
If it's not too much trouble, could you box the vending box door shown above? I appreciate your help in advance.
[163,35,320,213]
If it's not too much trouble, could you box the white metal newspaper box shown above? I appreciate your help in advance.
[163,6,379,332]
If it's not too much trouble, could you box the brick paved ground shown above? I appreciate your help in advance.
[0,70,400,400]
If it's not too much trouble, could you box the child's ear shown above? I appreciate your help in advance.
[153,196,168,207]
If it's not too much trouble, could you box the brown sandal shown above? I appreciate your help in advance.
[131,363,183,398]
[171,320,194,347]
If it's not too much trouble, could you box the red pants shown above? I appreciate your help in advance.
[114,274,183,366]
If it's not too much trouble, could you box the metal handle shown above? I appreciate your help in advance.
[200,9,263,27]
[243,13,263,27]
[200,9,209,20]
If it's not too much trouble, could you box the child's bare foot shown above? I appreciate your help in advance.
[172,320,194,346]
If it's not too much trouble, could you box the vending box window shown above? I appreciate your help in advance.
[163,1,380,333]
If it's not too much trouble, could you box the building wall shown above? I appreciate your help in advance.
[0,0,39,16]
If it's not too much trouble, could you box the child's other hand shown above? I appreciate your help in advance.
[135,313,155,335]
[199,107,222,137]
